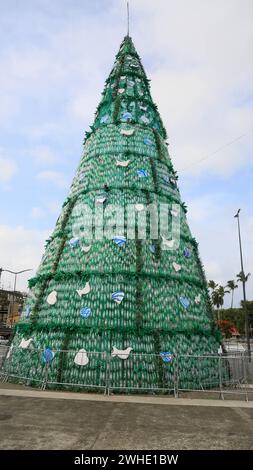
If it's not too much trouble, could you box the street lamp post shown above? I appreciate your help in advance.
[234,209,251,361]
[0,268,32,327]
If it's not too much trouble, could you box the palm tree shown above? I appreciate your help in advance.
[210,285,229,321]
[237,271,251,284]
[208,280,218,291]
[226,280,238,309]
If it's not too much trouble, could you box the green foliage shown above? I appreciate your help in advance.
[215,302,253,334]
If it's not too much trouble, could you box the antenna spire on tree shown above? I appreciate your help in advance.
[127,1,130,36]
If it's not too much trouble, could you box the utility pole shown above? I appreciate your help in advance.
[234,209,251,361]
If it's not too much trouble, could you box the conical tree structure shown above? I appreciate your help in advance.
[5,36,221,391]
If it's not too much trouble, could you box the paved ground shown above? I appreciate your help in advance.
[0,391,253,450]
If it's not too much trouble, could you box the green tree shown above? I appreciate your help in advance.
[208,280,218,291]
[226,280,238,309]
[237,271,251,284]
[210,285,229,321]
[5,35,222,391]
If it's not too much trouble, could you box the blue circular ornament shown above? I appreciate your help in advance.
[80,307,91,319]
[143,138,153,146]
[160,352,173,363]
[113,236,127,247]
[42,347,54,363]
[69,237,80,248]
[122,111,132,121]
[183,248,191,258]
[137,169,149,178]
[179,296,190,309]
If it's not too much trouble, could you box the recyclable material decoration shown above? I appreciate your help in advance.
[161,237,174,249]
[69,238,80,248]
[5,35,223,393]
[172,262,181,272]
[171,209,179,217]
[111,346,132,359]
[116,159,130,167]
[195,294,201,304]
[120,129,134,136]
[42,347,55,363]
[78,171,86,181]
[47,290,57,305]
[74,349,89,366]
[170,177,177,185]
[179,296,190,309]
[140,115,149,124]
[25,306,31,318]
[80,307,91,318]
[19,338,33,349]
[183,248,191,258]
[81,245,91,253]
[137,169,149,178]
[77,282,91,297]
[135,204,145,211]
[143,138,153,145]
[6,344,13,359]
[111,291,125,304]
[113,236,127,247]
[96,195,107,204]
[162,175,170,184]
[160,352,173,363]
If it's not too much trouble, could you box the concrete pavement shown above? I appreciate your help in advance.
[0,388,253,450]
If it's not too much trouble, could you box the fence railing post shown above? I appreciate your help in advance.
[218,355,224,400]
[242,354,249,402]
[1,345,250,401]
[41,361,50,391]
[106,353,111,396]
[174,354,179,398]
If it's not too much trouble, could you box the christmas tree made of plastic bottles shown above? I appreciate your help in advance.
[5,36,221,391]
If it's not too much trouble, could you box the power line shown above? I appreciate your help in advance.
[179,127,253,171]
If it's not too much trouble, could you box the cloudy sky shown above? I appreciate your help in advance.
[0,0,252,307]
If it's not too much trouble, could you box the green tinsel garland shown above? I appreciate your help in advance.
[28,269,206,290]
[14,320,221,342]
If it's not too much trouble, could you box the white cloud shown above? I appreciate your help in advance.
[129,0,253,176]
[0,153,17,185]
[0,224,49,291]
[31,207,45,219]
[187,194,253,306]
[31,146,59,165]
[0,0,252,307]
[37,170,69,188]
[46,200,61,214]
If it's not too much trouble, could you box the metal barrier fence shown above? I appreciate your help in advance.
[0,344,249,400]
